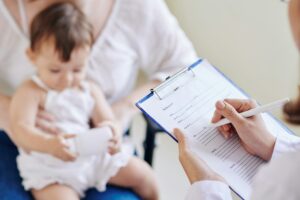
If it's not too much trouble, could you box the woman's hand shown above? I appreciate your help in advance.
[97,120,122,155]
[46,134,77,161]
[111,98,137,133]
[212,99,276,161]
[35,109,60,135]
[174,128,226,184]
[111,80,161,132]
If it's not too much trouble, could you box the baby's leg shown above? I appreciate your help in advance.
[108,157,159,200]
[31,184,79,200]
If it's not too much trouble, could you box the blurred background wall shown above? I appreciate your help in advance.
[165,0,298,105]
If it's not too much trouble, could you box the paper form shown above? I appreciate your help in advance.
[137,60,296,199]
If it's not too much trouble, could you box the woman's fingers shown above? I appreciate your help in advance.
[221,124,230,132]
[37,110,56,122]
[212,99,257,125]
[218,124,235,139]
[211,109,223,123]
[223,98,257,112]
[215,101,247,128]
[63,134,76,139]
[213,108,234,139]
[35,118,59,135]
[174,128,188,153]
[36,110,59,134]
[174,128,227,184]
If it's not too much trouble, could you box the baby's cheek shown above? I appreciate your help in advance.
[73,78,83,87]
[44,76,59,89]
[77,73,86,82]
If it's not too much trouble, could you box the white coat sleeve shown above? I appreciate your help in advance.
[271,133,300,160]
[185,181,232,200]
[185,134,300,200]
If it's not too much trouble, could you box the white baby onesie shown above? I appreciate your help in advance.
[17,75,130,197]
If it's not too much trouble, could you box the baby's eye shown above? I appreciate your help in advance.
[73,68,82,73]
[50,69,60,73]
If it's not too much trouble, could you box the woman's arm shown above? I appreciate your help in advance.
[0,91,59,138]
[0,93,11,133]
[111,0,197,132]
[174,99,276,199]
[10,80,52,151]
[174,129,232,200]
[111,80,161,132]
[10,80,76,161]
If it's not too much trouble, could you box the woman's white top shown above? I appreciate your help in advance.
[0,0,197,102]
[185,135,300,200]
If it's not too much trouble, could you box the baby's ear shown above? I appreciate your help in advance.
[26,48,36,63]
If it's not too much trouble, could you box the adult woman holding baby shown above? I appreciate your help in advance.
[0,0,197,199]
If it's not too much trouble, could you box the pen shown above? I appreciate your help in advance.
[205,98,290,128]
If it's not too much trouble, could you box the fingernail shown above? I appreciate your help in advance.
[216,101,225,110]
[224,126,229,131]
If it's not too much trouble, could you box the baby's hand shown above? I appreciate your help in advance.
[97,121,122,155]
[108,133,121,155]
[46,134,77,161]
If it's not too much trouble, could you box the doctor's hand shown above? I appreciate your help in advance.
[212,99,276,161]
[174,128,226,184]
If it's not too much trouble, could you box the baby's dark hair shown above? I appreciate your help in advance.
[30,2,93,62]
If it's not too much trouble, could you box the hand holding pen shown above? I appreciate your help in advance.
[210,98,285,161]
[207,98,289,128]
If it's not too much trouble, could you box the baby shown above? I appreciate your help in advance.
[9,2,158,200]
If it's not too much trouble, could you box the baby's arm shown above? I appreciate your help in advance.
[89,82,118,127]
[89,82,122,154]
[10,80,76,161]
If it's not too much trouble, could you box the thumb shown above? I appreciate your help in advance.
[63,134,77,139]
[174,128,187,152]
[215,101,245,127]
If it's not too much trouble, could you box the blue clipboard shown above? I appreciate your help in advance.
[136,59,295,200]
[136,59,294,137]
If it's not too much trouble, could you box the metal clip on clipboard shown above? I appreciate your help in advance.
[151,66,196,100]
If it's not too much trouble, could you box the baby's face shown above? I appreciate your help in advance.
[27,39,90,91]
